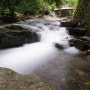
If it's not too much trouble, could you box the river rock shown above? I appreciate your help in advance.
[74,36,90,51]
[74,40,90,51]
[80,36,90,43]
[68,38,78,46]
[0,67,56,90]
[55,43,64,50]
[61,21,77,27]
[0,25,39,49]
[67,27,87,36]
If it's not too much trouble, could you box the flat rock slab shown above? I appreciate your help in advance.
[0,67,56,90]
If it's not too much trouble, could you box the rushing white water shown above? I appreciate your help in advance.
[0,19,79,74]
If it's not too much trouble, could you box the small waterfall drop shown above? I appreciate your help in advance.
[0,18,79,74]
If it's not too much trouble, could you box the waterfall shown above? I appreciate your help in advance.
[0,18,79,74]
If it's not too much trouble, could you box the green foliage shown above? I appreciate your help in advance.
[16,0,42,15]
[68,0,78,7]
[0,0,78,16]
[44,0,65,7]
[0,0,20,15]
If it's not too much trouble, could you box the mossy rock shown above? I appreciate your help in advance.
[0,28,39,49]
[0,67,56,90]
[67,27,87,36]
[75,40,90,51]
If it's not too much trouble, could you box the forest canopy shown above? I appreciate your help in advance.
[0,0,78,16]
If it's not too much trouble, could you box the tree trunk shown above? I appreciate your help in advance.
[74,0,90,30]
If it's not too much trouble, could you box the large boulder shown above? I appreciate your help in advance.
[0,67,56,90]
[0,25,39,49]
[67,27,87,36]
[69,37,90,52]
[68,36,90,51]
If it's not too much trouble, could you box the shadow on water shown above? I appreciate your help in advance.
[0,18,87,90]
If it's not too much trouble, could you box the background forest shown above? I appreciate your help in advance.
[0,0,78,16]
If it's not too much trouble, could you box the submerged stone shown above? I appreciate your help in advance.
[55,43,64,50]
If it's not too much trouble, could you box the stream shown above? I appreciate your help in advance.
[0,18,85,90]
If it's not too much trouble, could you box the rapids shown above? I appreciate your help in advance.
[0,18,79,74]
[0,18,85,90]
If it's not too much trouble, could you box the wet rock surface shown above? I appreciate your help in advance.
[69,35,90,53]
[68,38,78,46]
[74,40,90,51]
[0,67,56,90]
[66,20,90,57]
[54,43,64,50]
[67,27,87,36]
[0,25,39,49]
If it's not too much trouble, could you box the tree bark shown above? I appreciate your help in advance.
[74,0,90,30]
